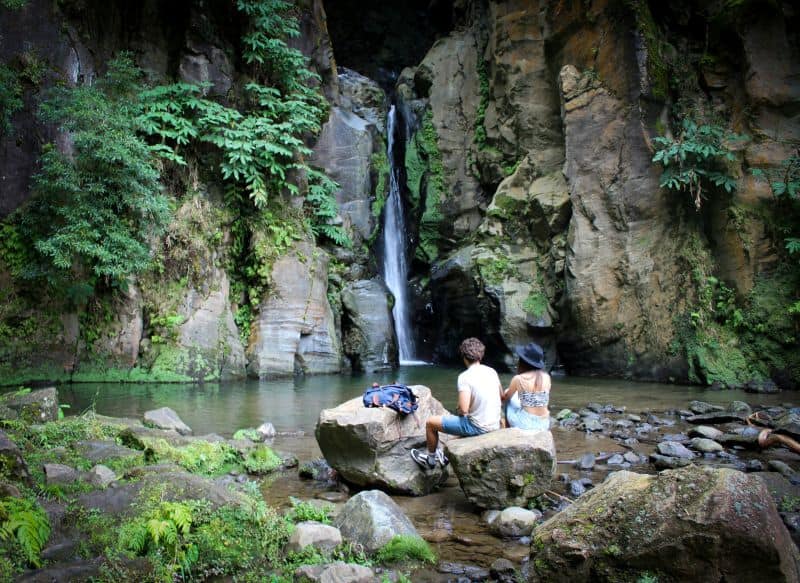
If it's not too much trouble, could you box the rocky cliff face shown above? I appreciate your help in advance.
[1,0,798,387]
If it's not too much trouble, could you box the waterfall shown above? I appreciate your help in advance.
[382,105,416,364]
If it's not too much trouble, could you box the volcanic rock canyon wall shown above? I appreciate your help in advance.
[0,0,798,386]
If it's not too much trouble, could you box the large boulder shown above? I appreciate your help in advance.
[143,407,192,435]
[333,490,418,553]
[247,241,342,378]
[445,428,556,509]
[0,430,31,485]
[529,466,800,582]
[315,385,448,495]
[285,521,343,554]
[1,387,59,423]
[341,279,397,372]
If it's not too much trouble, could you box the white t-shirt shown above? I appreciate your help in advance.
[457,363,502,432]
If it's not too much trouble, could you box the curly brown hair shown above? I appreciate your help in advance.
[459,337,485,363]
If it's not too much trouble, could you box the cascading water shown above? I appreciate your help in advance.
[381,105,417,364]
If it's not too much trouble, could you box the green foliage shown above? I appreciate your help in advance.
[12,53,170,292]
[523,291,548,318]
[474,57,490,148]
[752,153,800,261]
[242,444,282,475]
[286,497,332,524]
[0,64,22,135]
[233,427,262,441]
[0,0,26,9]
[118,500,200,580]
[145,438,240,476]
[374,535,436,565]
[477,255,520,286]
[626,0,668,100]
[652,118,745,210]
[370,147,389,219]
[0,496,50,568]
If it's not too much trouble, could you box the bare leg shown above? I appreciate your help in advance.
[426,415,443,453]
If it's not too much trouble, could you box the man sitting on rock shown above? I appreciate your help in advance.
[411,337,503,469]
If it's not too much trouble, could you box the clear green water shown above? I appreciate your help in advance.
[58,366,791,436]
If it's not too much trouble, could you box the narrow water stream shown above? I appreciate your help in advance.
[59,370,792,576]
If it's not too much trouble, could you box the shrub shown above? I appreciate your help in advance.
[0,496,50,568]
[286,497,332,524]
[243,444,282,475]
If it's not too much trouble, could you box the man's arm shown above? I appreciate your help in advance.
[457,388,471,416]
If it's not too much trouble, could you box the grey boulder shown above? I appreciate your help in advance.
[143,407,192,435]
[285,521,343,554]
[334,490,418,553]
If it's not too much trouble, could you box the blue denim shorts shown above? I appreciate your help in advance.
[441,414,486,437]
[506,400,550,431]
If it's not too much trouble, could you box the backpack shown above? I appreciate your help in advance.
[362,383,419,415]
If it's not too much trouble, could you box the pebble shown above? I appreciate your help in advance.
[729,401,752,415]
[650,454,693,470]
[662,433,689,443]
[583,419,604,432]
[689,401,724,414]
[656,441,694,459]
[623,451,642,464]
[569,480,586,497]
[586,403,604,414]
[689,425,724,440]
[578,453,596,470]
[745,459,764,472]
[627,414,642,422]
[689,438,723,453]
[614,419,633,428]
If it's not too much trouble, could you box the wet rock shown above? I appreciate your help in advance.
[490,507,541,538]
[583,418,604,432]
[334,490,418,553]
[315,386,449,495]
[689,426,724,440]
[299,458,337,483]
[627,414,642,422]
[481,509,501,526]
[1,387,59,423]
[530,466,800,582]
[662,433,689,443]
[689,401,724,415]
[569,480,586,497]
[579,409,601,420]
[730,401,753,415]
[689,438,724,453]
[294,562,374,583]
[769,460,799,480]
[490,557,517,583]
[286,521,343,554]
[577,453,595,470]
[606,454,625,466]
[656,442,695,459]
[636,423,654,434]
[341,279,397,372]
[257,422,276,439]
[585,403,604,414]
[773,411,800,442]
[0,430,31,485]
[650,454,693,470]
[717,433,760,448]
[143,407,192,435]
[437,562,491,580]
[622,438,639,448]
[446,428,556,510]
[622,452,643,465]
[686,411,747,424]
[745,460,765,472]
[614,419,633,429]
[746,379,780,394]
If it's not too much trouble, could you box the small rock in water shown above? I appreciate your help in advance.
[492,507,541,537]
[745,459,764,472]
[656,441,694,459]
[650,454,692,470]
[677,409,693,417]
[623,451,643,465]
[690,425,724,440]
[614,419,633,429]
[689,438,724,453]
[689,401,723,415]
[583,419,604,432]
[636,423,654,434]
[578,453,596,470]
[579,409,601,420]
[745,380,780,394]
[256,422,276,439]
[606,454,625,466]
[569,480,586,497]
[729,401,752,415]
[662,433,689,443]
[627,414,642,422]
[490,558,518,583]
[622,438,640,447]
[586,403,604,414]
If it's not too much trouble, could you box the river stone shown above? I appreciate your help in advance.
[74,440,143,464]
[445,428,556,509]
[689,400,724,415]
[656,442,694,459]
[689,438,724,453]
[650,454,693,470]
[729,401,752,415]
[257,422,276,439]
[686,411,747,424]
[773,411,800,442]
[491,507,541,537]
[689,425,724,440]
[285,521,343,554]
[333,490,418,553]
[143,407,192,435]
[530,466,800,582]
[315,385,449,495]
[341,279,397,372]
[294,562,374,583]
[583,418,603,432]
[577,453,595,470]
[0,430,31,485]
[1,387,59,423]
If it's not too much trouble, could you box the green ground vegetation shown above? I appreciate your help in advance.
[0,412,437,580]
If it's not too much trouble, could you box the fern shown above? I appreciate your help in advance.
[0,497,51,567]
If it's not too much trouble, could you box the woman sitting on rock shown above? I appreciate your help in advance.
[502,342,551,431]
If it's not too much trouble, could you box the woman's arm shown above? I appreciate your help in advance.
[502,376,521,402]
